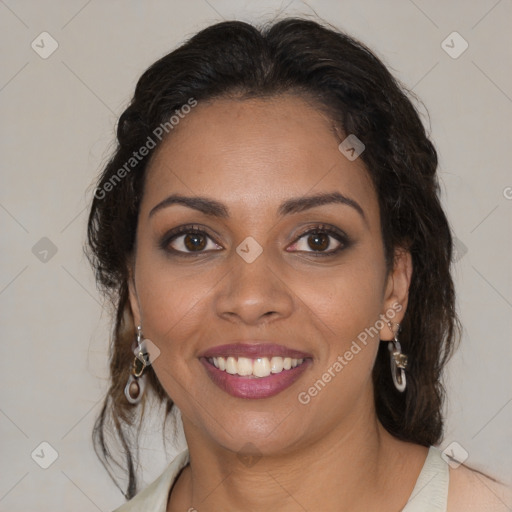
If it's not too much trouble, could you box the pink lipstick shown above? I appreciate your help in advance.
[199,343,312,399]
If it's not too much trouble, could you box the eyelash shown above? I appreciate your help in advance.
[159,224,218,256]
[160,223,351,257]
[288,224,350,257]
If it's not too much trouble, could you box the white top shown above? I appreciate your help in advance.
[113,445,449,511]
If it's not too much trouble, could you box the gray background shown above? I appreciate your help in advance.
[1,0,511,510]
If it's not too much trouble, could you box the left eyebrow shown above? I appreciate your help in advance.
[149,194,229,218]
[278,192,368,226]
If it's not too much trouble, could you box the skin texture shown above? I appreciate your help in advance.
[447,465,512,511]
[128,95,432,511]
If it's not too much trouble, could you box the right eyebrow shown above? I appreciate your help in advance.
[148,194,229,218]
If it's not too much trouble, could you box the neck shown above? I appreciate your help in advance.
[169,398,425,511]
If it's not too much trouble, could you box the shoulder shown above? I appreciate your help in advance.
[447,463,512,512]
[112,449,190,512]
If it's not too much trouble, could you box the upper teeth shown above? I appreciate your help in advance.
[209,356,305,377]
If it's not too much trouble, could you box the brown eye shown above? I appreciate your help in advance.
[287,226,349,255]
[307,233,330,251]
[184,233,207,251]
[164,227,222,254]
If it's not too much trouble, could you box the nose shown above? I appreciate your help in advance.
[213,251,294,326]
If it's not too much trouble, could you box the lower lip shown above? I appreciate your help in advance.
[200,358,312,399]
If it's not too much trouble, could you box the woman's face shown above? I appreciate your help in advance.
[129,95,411,456]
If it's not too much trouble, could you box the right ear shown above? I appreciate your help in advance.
[127,259,141,327]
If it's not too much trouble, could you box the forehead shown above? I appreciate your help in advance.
[141,95,378,224]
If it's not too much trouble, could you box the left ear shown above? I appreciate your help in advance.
[126,255,142,328]
[379,247,413,341]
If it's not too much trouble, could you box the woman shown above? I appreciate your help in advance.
[87,18,510,511]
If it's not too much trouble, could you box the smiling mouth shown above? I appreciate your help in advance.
[206,356,307,378]
[201,355,312,399]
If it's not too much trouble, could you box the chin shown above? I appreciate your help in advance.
[205,411,307,457]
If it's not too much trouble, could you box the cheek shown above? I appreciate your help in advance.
[134,260,216,407]
[286,259,387,405]
[288,257,386,346]
[290,265,386,416]
[133,248,225,357]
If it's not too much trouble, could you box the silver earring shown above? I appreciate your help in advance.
[387,322,408,393]
[124,325,149,405]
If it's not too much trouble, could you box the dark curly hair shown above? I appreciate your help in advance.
[86,17,460,499]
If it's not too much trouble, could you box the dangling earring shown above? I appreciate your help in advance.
[387,322,408,393]
[124,325,149,404]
